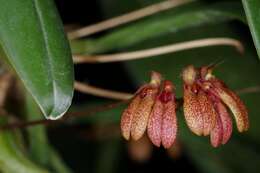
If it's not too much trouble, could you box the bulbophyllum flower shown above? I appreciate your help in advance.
[121,72,177,149]
[121,71,162,141]
[182,65,249,147]
[147,80,177,149]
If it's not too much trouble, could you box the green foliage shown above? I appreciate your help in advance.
[0,118,48,173]
[0,0,74,120]
[25,93,72,173]
[242,0,260,59]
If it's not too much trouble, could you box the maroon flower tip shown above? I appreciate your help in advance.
[159,80,175,103]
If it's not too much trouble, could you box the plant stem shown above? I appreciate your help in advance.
[67,0,194,39]
[236,86,260,95]
[74,81,133,100]
[0,100,128,130]
[73,38,244,64]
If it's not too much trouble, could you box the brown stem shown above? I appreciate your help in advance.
[0,100,129,130]
[73,38,244,64]
[68,0,194,39]
[74,81,133,100]
[236,86,260,95]
[0,98,184,130]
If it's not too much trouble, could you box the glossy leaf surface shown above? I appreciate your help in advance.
[242,0,260,60]
[0,0,74,119]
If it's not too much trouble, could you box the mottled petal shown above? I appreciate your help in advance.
[124,71,162,141]
[131,87,158,140]
[162,99,177,149]
[121,95,141,140]
[226,89,249,131]
[214,85,249,132]
[210,114,223,147]
[147,98,163,147]
[160,80,177,149]
[183,85,204,136]
[197,91,216,136]
[215,101,232,144]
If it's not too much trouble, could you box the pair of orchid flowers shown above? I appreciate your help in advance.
[120,65,249,148]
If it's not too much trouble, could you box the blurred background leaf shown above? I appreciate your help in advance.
[0,117,48,173]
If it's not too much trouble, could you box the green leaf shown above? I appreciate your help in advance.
[242,0,260,60]
[25,92,72,173]
[0,0,74,119]
[0,118,48,173]
[25,93,50,167]
[71,2,246,54]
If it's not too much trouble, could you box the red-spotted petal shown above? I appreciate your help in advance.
[213,83,249,132]
[147,98,163,147]
[121,95,141,140]
[197,90,216,136]
[215,101,232,144]
[183,85,204,136]
[131,87,158,140]
[162,99,177,149]
[210,113,223,147]
[226,89,248,131]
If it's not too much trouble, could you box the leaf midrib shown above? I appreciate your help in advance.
[32,0,55,115]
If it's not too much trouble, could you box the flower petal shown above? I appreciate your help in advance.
[197,91,216,136]
[210,113,223,147]
[131,87,158,140]
[121,95,141,140]
[183,85,204,136]
[216,101,232,144]
[162,99,177,149]
[226,89,249,132]
[147,98,163,147]
[213,84,249,132]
